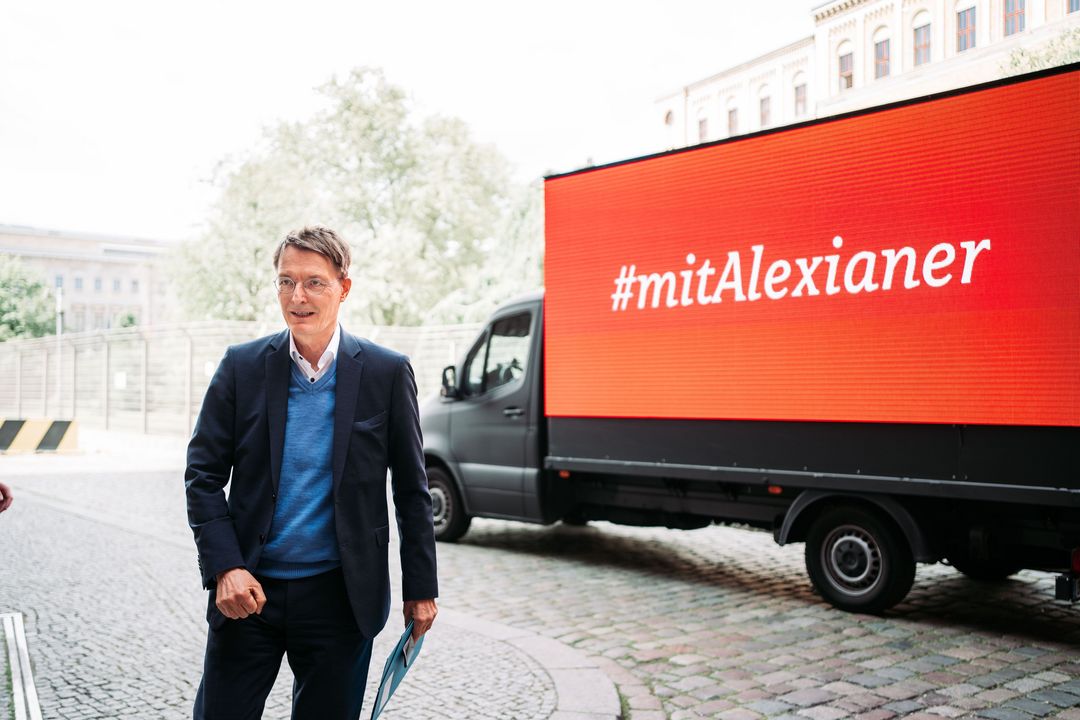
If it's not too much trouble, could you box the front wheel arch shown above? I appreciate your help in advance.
[779,491,935,563]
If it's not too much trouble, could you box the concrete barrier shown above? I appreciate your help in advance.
[0,419,78,453]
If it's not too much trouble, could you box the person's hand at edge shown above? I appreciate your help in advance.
[403,598,437,641]
[0,482,12,513]
[215,568,266,620]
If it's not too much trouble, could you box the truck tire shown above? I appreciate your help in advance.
[427,466,471,542]
[946,553,1022,581]
[805,506,915,613]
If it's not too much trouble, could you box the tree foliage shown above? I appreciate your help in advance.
[174,68,542,325]
[0,254,55,341]
[1002,26,1080,76]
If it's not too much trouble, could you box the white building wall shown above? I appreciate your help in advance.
[656,37,816,149]
[0,225,173,332]
[658,0,1080,148]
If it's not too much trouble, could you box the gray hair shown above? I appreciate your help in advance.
[272,225,351,278]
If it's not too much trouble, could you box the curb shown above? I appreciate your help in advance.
[439,608,622,720]
[2,612,43,720]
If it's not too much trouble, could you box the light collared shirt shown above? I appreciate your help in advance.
[289,324,341,384]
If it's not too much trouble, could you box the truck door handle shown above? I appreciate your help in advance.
[503,406,525,417]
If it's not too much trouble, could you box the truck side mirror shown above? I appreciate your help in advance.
[441,365,460,399]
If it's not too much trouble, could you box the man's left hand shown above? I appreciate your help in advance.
[403,598,437,640]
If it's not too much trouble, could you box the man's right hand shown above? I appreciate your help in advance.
[215,568,266,620]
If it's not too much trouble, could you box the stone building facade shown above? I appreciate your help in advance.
[658,0,1080,148]
[0,224,172,332]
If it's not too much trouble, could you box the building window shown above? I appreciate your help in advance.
[94,277,102,292]
[75,277,84,291]
[727,108,738,136]
[664,110,674,126]
[759,97,771,128]
[914,23,931,65]
[1071,0,1080,13]
[697,117,708,142]
[55,275,63,289]
[875,38,890,78]
[794,83,807,116]
[838,52,854,91]
[957,7,976,52]
[131,279,140,294]
[1004,0,1025,35]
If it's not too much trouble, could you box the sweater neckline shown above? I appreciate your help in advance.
[289,361,336,392]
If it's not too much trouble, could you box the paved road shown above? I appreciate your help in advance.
[0,472,559,720]
[446,523,1079,720]
[2,458,1079,719]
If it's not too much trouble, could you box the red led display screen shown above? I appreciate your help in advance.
[544,69,1079,426]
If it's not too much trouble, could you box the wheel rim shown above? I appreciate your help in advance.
[821,524,883,598]
[429,484,449,532]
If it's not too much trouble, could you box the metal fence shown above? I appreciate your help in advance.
[0,321,481,436]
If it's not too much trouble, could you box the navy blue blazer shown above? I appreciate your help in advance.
[185,328,438,638]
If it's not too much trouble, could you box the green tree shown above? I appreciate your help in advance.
[0,254,54,341]
[175,143,315,321]
[174,67,541,325]
[428,179,544,320]
[1002,27,1080,75]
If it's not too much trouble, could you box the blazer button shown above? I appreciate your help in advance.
[271,493,277,501]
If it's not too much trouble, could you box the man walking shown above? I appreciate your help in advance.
[185,226,438,719]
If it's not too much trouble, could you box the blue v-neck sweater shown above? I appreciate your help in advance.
[257,363,341,579]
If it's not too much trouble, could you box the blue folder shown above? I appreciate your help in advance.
[370,621,425,719]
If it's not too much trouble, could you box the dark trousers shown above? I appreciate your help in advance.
[194,568,373,720]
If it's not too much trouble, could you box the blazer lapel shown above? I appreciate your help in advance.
[332,331,365,493]
[266,330,291,496]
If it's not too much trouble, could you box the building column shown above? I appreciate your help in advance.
[1028,0,1045,29]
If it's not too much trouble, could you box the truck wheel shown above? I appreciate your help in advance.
[427,466,471,542]
[805,506,915,614]
[946,554,1022,581]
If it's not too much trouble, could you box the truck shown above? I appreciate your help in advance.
[420,64,1080,613]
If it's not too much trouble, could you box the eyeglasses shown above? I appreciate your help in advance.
[273,277,338,296]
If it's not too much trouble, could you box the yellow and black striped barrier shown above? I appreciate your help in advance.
[0,419,79,453]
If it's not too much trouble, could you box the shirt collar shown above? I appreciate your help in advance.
[289,324,340,381]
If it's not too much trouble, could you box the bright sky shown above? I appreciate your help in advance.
[0,1,814,241]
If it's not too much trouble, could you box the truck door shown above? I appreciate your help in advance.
[450,310,534,518]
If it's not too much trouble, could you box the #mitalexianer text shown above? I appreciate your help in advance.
[610,236,991,312]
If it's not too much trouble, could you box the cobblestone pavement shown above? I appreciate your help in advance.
[0,473,558,720]
[445,522,1079,720]
[3,450,1079,719]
